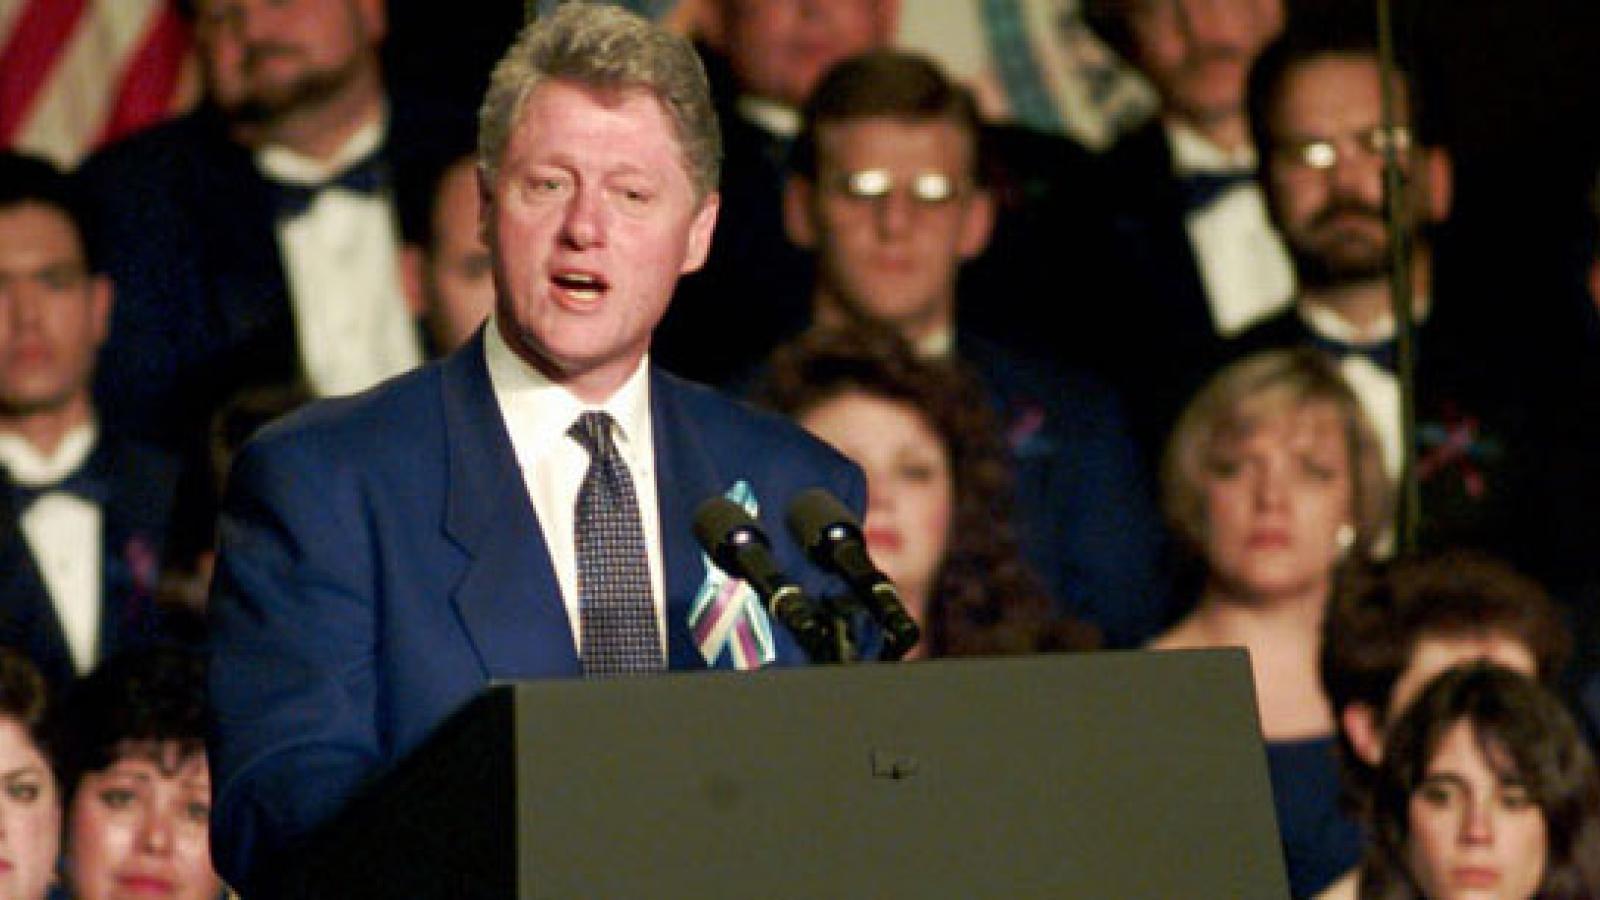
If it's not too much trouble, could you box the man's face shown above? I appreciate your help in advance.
[424,157,495,354]
[719,0,896,108]
[0,203,111,420]
[193,0,383,123]
[1125,0,1283,130]
[482,80,718,401]
[1264,54,1447,290]
[784,117,993,343]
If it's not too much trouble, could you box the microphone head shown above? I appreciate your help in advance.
[692,496,769,566]
[785,487,860,556]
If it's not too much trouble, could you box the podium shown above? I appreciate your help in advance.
[273,650,1289,898]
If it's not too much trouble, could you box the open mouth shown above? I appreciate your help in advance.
[551,270,609,303]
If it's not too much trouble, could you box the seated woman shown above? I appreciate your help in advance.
[0,647,60,900]
[1151,348,1391,897]
[756,325,1098,658]
[1364,663,1600,899]
[49,646,223,900]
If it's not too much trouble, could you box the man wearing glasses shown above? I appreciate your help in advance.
[1229,21,1531,560]
[780,50,1172,649]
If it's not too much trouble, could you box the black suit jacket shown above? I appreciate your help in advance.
[0,434,180,696]
[1081,120,1242,455]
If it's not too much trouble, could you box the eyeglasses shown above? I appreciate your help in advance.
[826,168,964,205]
[1276,125,1413,170]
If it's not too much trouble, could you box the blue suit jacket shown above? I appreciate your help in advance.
[206,333,866,891]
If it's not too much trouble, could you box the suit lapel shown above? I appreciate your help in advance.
[441,333,580,678]
[649,371,723,671]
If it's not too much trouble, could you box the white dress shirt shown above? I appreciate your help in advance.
[0,422,101,673]
[1168,121,1297,337]
[256,118,423,398]
[483,318,667,654]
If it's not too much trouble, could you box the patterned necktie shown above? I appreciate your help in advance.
[570,411,663,676]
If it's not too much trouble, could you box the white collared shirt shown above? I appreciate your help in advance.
[1297,300,1433,481]
[256,117,423,397]
[483,318,666,654]
[0,422,101,673]
[1167,120,1297,337]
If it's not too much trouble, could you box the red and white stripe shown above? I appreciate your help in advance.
[0,0,193,168]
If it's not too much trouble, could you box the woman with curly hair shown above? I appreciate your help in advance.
[1363,663,1600,899]
[756,324,1098,657]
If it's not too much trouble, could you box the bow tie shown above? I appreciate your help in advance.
[269,152,388,218]
[1307,330,1399,372]
[1175,169,1255,213]
[7,465,107,512]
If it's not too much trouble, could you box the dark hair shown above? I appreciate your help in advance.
[789,49,990,186]
[755,324,1098,655]
[1362,664,1600,899]
[0,646,53,766]
[1322,551,1572,808]
[0,150,95,270]
[48,645,208,799]
[1246,12,1421,168]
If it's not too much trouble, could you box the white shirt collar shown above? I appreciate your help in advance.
[0,420,97,486]
[1298,295,1432,344]
[738,95,802,139]
[255,110,387,185]
[1165,119,1256,174]
[483,316,652,463]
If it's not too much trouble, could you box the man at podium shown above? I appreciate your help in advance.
[204,5,865,893]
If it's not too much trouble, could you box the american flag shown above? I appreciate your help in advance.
[0,0,194,168]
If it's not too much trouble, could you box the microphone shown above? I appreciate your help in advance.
[786,488,920,661]
[692,496,833,661]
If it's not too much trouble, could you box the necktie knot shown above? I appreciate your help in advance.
[568,410,615,459]
[1176,169,1255,213]
[270,151,388,219]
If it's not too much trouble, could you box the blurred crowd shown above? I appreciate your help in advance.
[3,0,1600,896]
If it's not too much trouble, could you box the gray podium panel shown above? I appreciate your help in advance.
[513,649,1287,898]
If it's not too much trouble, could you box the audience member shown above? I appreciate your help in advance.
[399,152,495,356]
[1361,664,1600,899]
[206,6,869,891]
[757,325,1099,657]
[0,648,59,900]
[1313,552,1572,900]
[655,0,898,384]
[1229,16,1533,562]
[1151,347,1389,898]
[76,0,464,453]
[778,49,1170,646]
[1075,0,1293,453]
[49,645,221,900]
[0,151,181,698]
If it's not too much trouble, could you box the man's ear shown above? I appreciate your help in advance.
[89,275,113,350]
[957,188,996,261]
[399,244,426,317]
[1422,146,1453,224]
[783,176,819,249]
[1342,702,1385,767]
[680,192,721,275]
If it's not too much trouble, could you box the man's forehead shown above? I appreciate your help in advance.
[0,202,88,261]
[815,117,975,163]
[1273,54,1410,128]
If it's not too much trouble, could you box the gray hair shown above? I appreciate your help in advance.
[477,1,722,200]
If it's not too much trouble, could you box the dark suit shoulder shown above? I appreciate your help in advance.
[654,370,860,479]
[1226,307,1313,362]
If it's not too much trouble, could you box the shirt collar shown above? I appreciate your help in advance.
[1165,119,1256,174]
[0,420,97,486]
[738,95,802,139]
[483,316,652,462]
[1298,295,1432,344]
[255,108,388,186]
